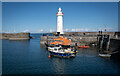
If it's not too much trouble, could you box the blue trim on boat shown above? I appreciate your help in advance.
[49,51,72,57]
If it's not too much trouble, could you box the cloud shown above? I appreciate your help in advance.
[37,29,55,33]
[49,29,55,33]
[2,30,18,33]
[71,28,93,32]
[97,27,118,32]
[38,29,43,32]
[13,30,16,33]
[64,29,69,32]
[23,29,29,32]
[71,29,75,31]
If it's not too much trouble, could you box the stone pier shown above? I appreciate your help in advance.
[0,33,30,40]
[41,32,115,46]
[41,35,97,46]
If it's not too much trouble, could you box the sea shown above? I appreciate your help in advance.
[2,33,120,75]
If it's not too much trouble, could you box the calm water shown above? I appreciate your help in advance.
[2,34,120,75]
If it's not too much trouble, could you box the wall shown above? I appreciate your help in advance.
[0,33,30,40]
[40,36,97,45]
[53,32,115,37]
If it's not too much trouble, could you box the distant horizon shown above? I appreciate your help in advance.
[1,30,119,33]
[1,31,119,34]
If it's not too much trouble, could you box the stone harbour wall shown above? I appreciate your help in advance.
[53,32,115,37]
[41,32,118,46]
[109,39,120,52]
[40,36,97,45]
[0,33,30,40]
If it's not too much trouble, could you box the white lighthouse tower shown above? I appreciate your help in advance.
[56,8,64,35]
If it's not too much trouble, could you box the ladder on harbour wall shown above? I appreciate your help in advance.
[97,35,110,52]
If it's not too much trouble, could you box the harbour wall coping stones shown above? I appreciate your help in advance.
[53,32,115,37]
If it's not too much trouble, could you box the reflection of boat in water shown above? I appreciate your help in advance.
[48,46,77,58]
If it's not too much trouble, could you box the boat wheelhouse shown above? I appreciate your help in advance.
[48,46,76,58]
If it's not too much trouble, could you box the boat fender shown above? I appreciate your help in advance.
[48,55,51,58]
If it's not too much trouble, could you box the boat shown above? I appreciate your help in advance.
[78,45,90,48]
[48,46,77,58]
[98,53,111,57]
[48,46,55,51]
[45,43,59,48]
[45,36,75,48]
[46,36,78,58]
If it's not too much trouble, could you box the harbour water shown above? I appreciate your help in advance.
[2,34,120,75]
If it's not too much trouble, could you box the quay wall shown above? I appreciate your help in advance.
[42,32,116,45]
[53,32,115,37]
[109,39,120,52]
[40,36,97,45]
[0,33,30,40]
[110,39,120,60]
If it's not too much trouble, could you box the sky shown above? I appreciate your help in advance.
[2,2,118,33]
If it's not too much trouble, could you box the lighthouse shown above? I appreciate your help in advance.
[56,8,64,35]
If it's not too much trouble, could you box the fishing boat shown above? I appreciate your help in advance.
[48,46,77,58]
[45,36,75,48]
[98,53,111,57]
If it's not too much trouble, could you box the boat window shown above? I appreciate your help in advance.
[54,48,57,51]
[58,48,61,50]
